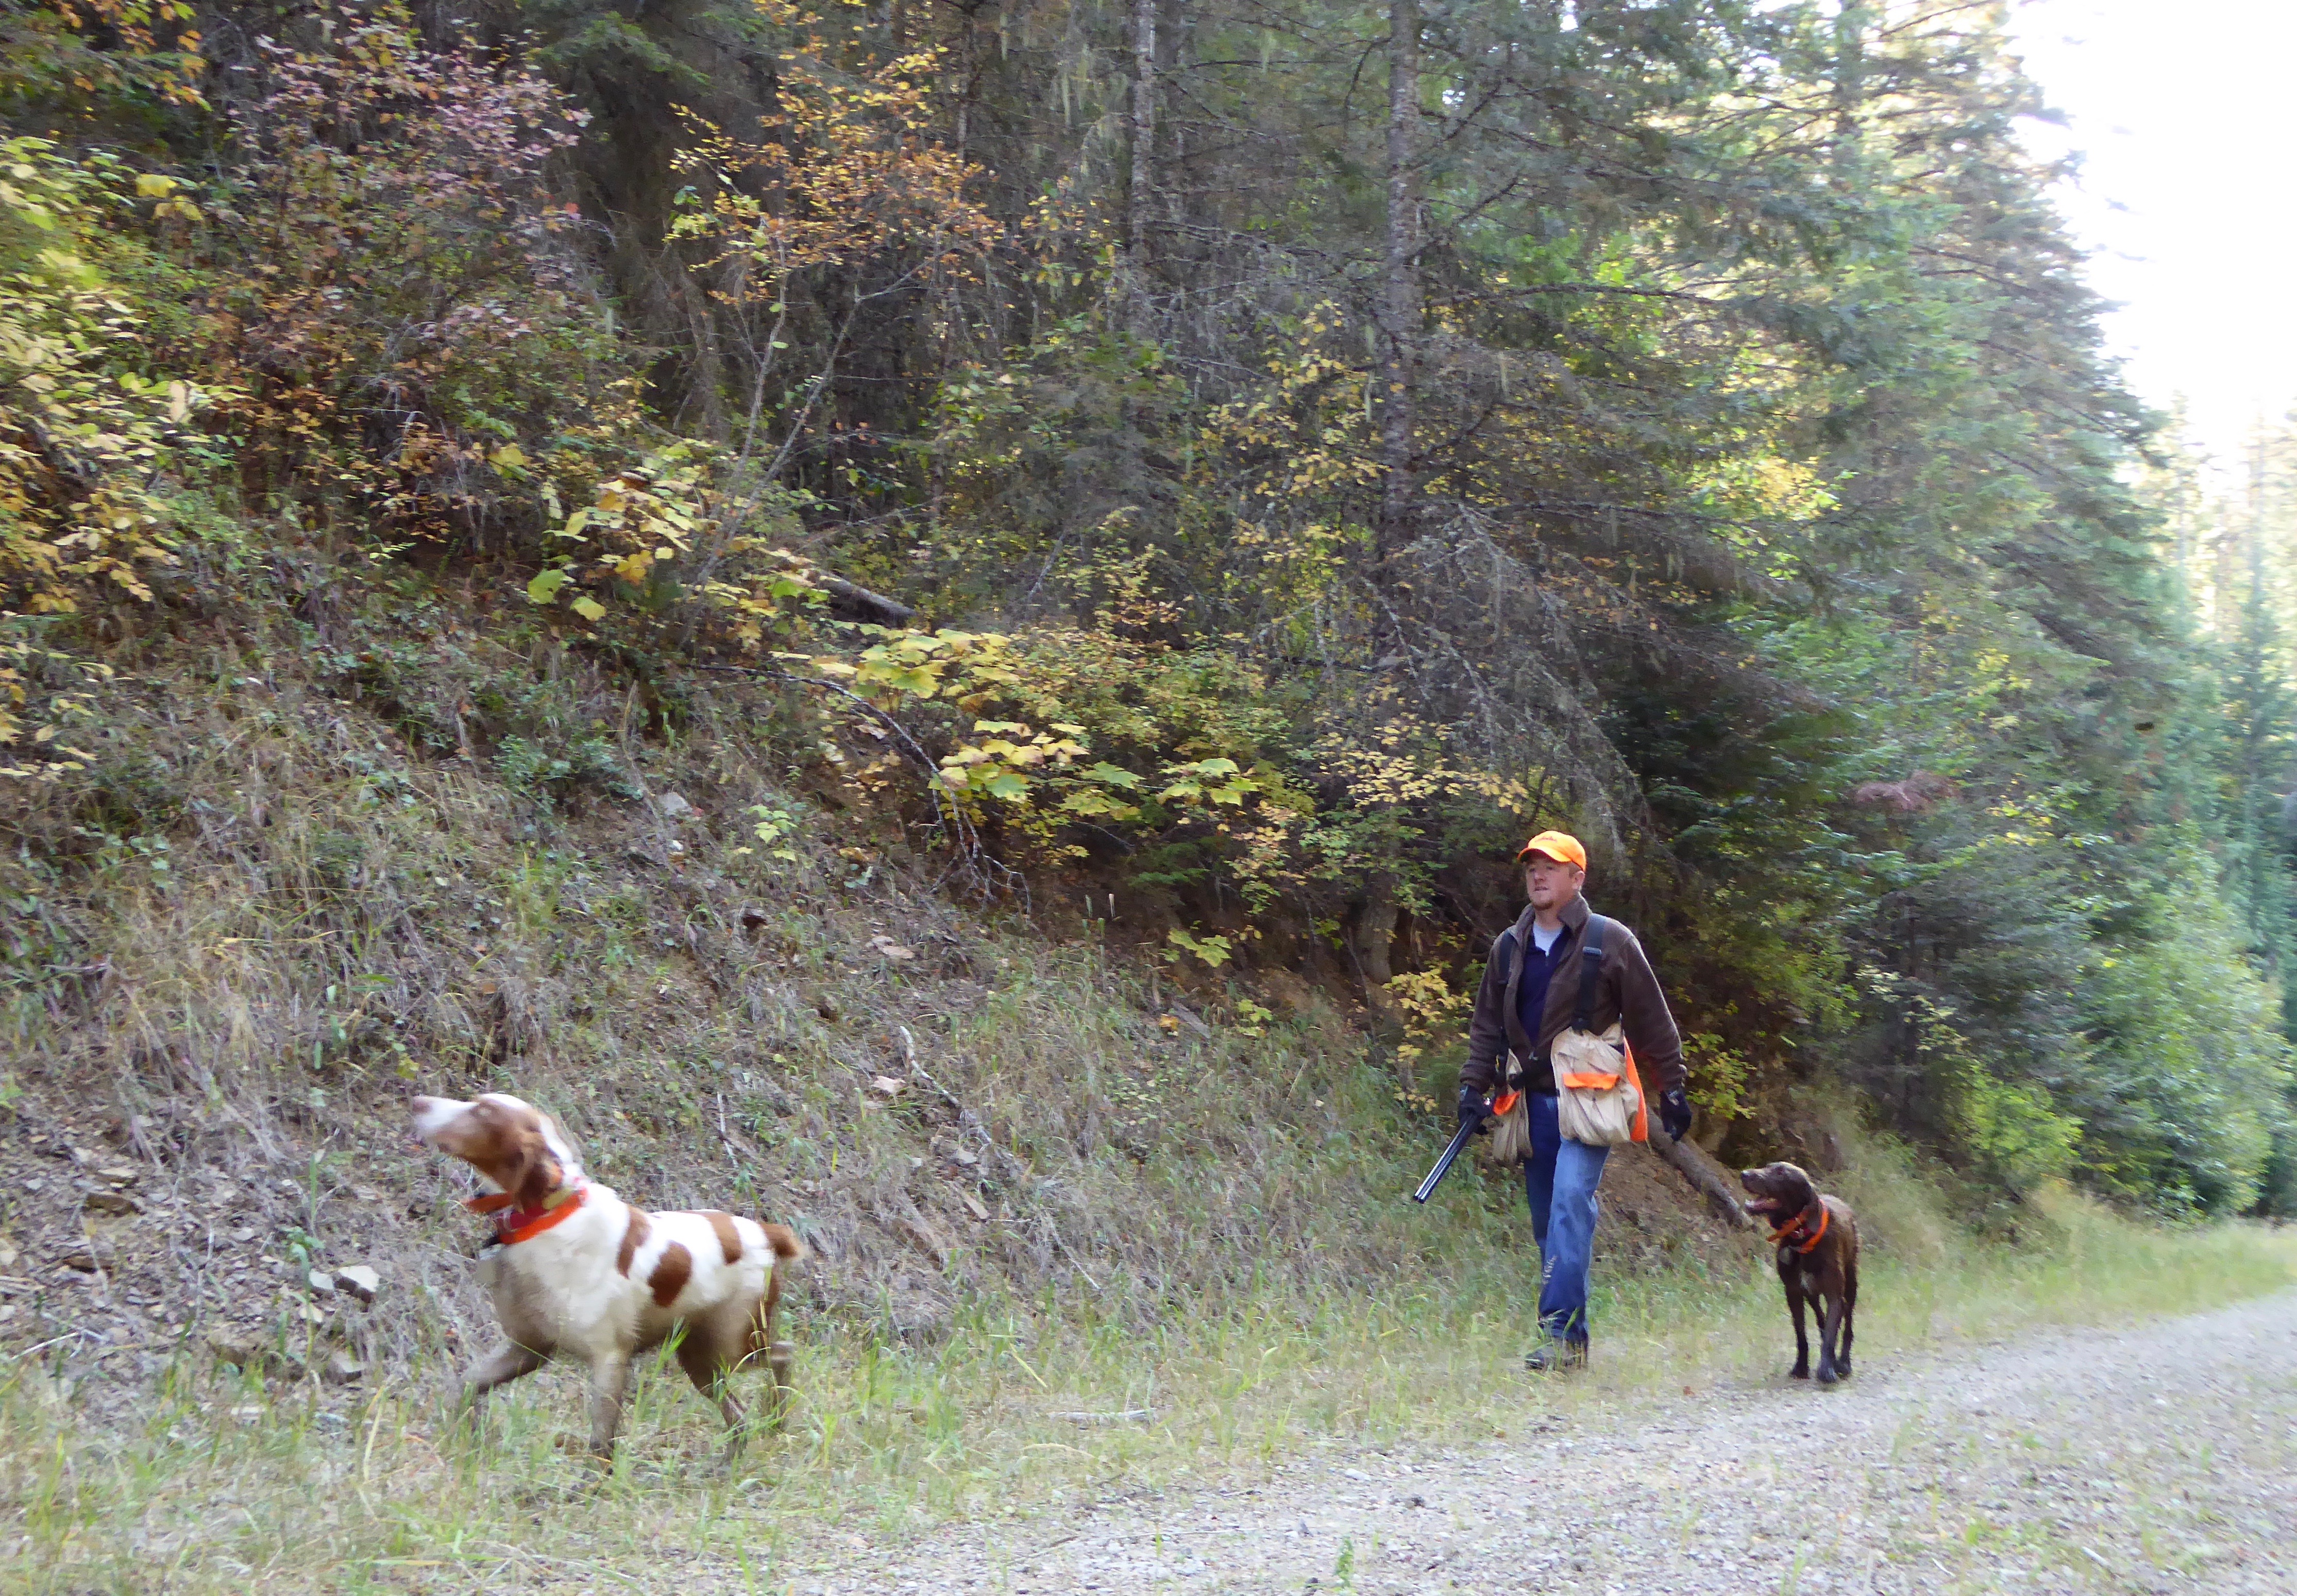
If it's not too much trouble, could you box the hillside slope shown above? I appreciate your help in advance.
[4,550,2292,1596]
[0,572,1753,1400]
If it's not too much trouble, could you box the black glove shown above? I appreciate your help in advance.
[1456,1085,1490,1135]
[1658,1088,1693,1142]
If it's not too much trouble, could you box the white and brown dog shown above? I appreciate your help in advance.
[412,1091,803,1459]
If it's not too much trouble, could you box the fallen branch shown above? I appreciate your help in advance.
[896,1024,1017,1173]
[1647,1129,1756,1231]
[1051,1409,1153,1424]
[821,576,916,625]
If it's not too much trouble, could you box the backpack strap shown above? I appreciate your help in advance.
[1574,913,1610,1032]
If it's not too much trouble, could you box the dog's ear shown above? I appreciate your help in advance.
[535,1110,583,1177]
[509,1117,562,1209]
[1783,1165,1819,1214]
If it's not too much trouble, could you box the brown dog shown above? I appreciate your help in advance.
[1739,1161,1859,1384]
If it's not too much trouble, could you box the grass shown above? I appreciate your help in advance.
[4,1142,2291,1594]
[6,570,2294,1591]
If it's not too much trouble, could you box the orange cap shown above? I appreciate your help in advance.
[1515,830,1587,870]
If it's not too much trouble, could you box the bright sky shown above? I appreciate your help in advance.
[2005,0,2297,484]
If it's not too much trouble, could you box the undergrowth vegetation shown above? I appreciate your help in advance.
[4,1117,2288,1594]
[2,0,2291,1219]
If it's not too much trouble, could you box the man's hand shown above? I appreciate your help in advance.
[1658,1088,1693,1141]
[1456,1086,1490,1136]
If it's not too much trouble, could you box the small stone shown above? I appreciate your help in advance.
[307,1269,336,1295]
[229,1226,257,1243]
[97,1165,139,1186]
[958,1191,989,1222]
[869,935,917,961]
[333,1265,380,1304]
[313,1409,349,1431]
[60,1246,103,1273]
[0,1238,19,1269]
[1166,1004,1213,1038]
[868,1075,906,1100]
[657,791,695,820]
[206,1329,261,1368]
[322,1350,365,1385]
[899,1217,948,1268]
[945,1146,979,1169]
[83,1190,141,1216]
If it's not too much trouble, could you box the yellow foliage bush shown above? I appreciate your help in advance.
[0,139,209,618]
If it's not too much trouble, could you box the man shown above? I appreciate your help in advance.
[1458,830,1692,1371]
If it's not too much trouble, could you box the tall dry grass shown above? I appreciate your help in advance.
[4,1186,2288,1593]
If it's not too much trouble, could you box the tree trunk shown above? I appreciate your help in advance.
[1831,1,1868,166]
[1127,0,1160,338]
[1375,0,1420,561]
[1354,874,1401,1041]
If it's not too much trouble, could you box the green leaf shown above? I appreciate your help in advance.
[1086,761,1142,789]
[570,596,606,622]
[526,569,570,604]
[1059,789,1139,819]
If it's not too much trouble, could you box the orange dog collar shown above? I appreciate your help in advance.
[1771,1204,1829,1255]
[466,1180,587,1245]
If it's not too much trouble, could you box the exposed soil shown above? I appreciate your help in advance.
[775,1289,2297,1595]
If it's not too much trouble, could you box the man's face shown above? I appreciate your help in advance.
[1524,853,1585,911]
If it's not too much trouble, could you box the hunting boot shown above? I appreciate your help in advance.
[1524,1340,1589,1373]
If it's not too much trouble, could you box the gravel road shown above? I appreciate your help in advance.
[792,1291,2297,1595]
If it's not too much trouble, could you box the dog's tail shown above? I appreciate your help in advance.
[748,1224,803,1371]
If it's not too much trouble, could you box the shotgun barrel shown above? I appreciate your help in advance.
[1412,1105,1487,1203]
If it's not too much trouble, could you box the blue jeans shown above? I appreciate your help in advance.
[1523,1091,1611,1344]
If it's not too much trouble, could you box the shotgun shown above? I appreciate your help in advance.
[1411,1091,1518,1203]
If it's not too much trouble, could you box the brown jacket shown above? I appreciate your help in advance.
[1460,893,1686,1098]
